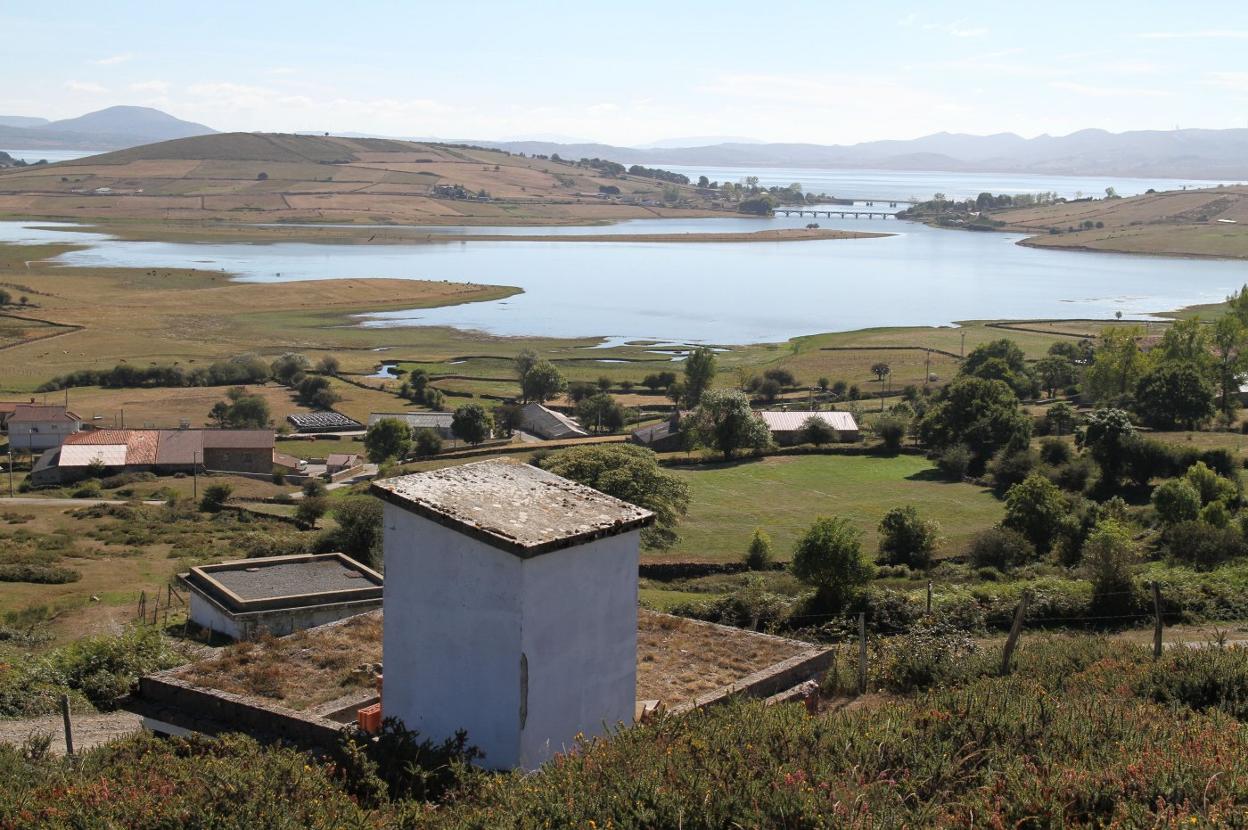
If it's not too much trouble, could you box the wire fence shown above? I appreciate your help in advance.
[819,581,1192,695]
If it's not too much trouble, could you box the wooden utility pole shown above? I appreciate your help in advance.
[857,612,867,694]
[1000,592,1030,676]
[60,694,74,756]
[1152,581,1164,659]
[7,444,13,497]
[926,580,933,615]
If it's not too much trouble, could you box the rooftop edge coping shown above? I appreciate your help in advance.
[370,459,654,558]
[183,552,383,613]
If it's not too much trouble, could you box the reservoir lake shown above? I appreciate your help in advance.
[2,214,1246,346]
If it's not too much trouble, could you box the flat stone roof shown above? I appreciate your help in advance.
[184,553,383,614]
[371,459,653,557]
[212,559,370,601]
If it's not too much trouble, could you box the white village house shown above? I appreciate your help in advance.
[3,404,83,452]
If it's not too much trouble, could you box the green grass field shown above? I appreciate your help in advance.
[660,454,1003,564]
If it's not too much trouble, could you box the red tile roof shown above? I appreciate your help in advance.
[65,430,133,445]
[61,428,274,466]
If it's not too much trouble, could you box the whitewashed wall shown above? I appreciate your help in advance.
[381,503,638,770]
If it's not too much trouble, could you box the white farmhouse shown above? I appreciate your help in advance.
[5,404,82,452]
[371,460,652,770]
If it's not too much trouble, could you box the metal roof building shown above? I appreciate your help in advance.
[369,411,456,438]
[757,410,860,443]
[516,402,588,441]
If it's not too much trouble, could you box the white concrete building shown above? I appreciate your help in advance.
[5,404,82,452]
[372,460,653,770]
[182,552,383,641]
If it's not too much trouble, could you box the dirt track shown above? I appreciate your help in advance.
[0,710,142,755]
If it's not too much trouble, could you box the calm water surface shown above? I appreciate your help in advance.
[660,165,1236,203]
[2,217,1246,345]
[0,148,106,164]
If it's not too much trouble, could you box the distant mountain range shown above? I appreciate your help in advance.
[0,106,215,150]
[4,106,1248,179]
[467,129,1248,180]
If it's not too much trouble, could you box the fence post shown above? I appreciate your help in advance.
[857,612,867,694]
[1152,581,1163,659]
[926,580,932,615]
[60,694,74,756]
[1000,592,1029,676]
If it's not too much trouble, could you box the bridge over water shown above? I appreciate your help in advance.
[775,207,900,219]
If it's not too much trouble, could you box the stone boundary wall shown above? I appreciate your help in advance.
[137,673,345,749]
[137,610,830,751]
[655,614,833,714]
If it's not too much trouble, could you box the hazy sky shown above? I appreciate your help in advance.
[4,1,1247,145]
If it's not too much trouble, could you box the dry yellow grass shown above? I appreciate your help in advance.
[984,185,1248,259]
[170,609,809,711]
[0,132,725,226]
[172,612,383,711]
[635,610,809,706]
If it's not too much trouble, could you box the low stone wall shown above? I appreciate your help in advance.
[137,673,345,749]
[661,615,834,715]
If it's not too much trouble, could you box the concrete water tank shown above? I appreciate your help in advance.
[371,459,653,769]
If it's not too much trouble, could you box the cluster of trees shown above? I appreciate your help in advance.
[0,289,28,306]
[38,352,343,398]
[743,368,801,402]
[1083,302,1248,429]
[577,157,626,176]
[364,405,495,463]
[208,387,271,429]
[397,369,446,411]
[626,165,689,184]
[295,376,342,411]
[513,350,568,403]
[39,354,271,392]
[536,444,690,550]
[901,191,1061,218]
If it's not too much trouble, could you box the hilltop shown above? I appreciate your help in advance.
[983,184,1248,258]
[0,132,725,226]
[0,106,214,150]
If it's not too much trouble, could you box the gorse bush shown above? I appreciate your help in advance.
[10,637,1248,827]
[1139,645,1248,720]
[0,625,183,717]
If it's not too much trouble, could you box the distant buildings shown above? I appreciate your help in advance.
[758,410,860,444]
[2,404,83,451]
[325,453,362,475]
[368,411,456,439]
[32,427,277,484]
[515,402,588,441]
[630,412,685,452]
[183,552,383,641]
[286,411,363,433]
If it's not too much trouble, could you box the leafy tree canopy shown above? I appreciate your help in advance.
[540,444,691,550]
